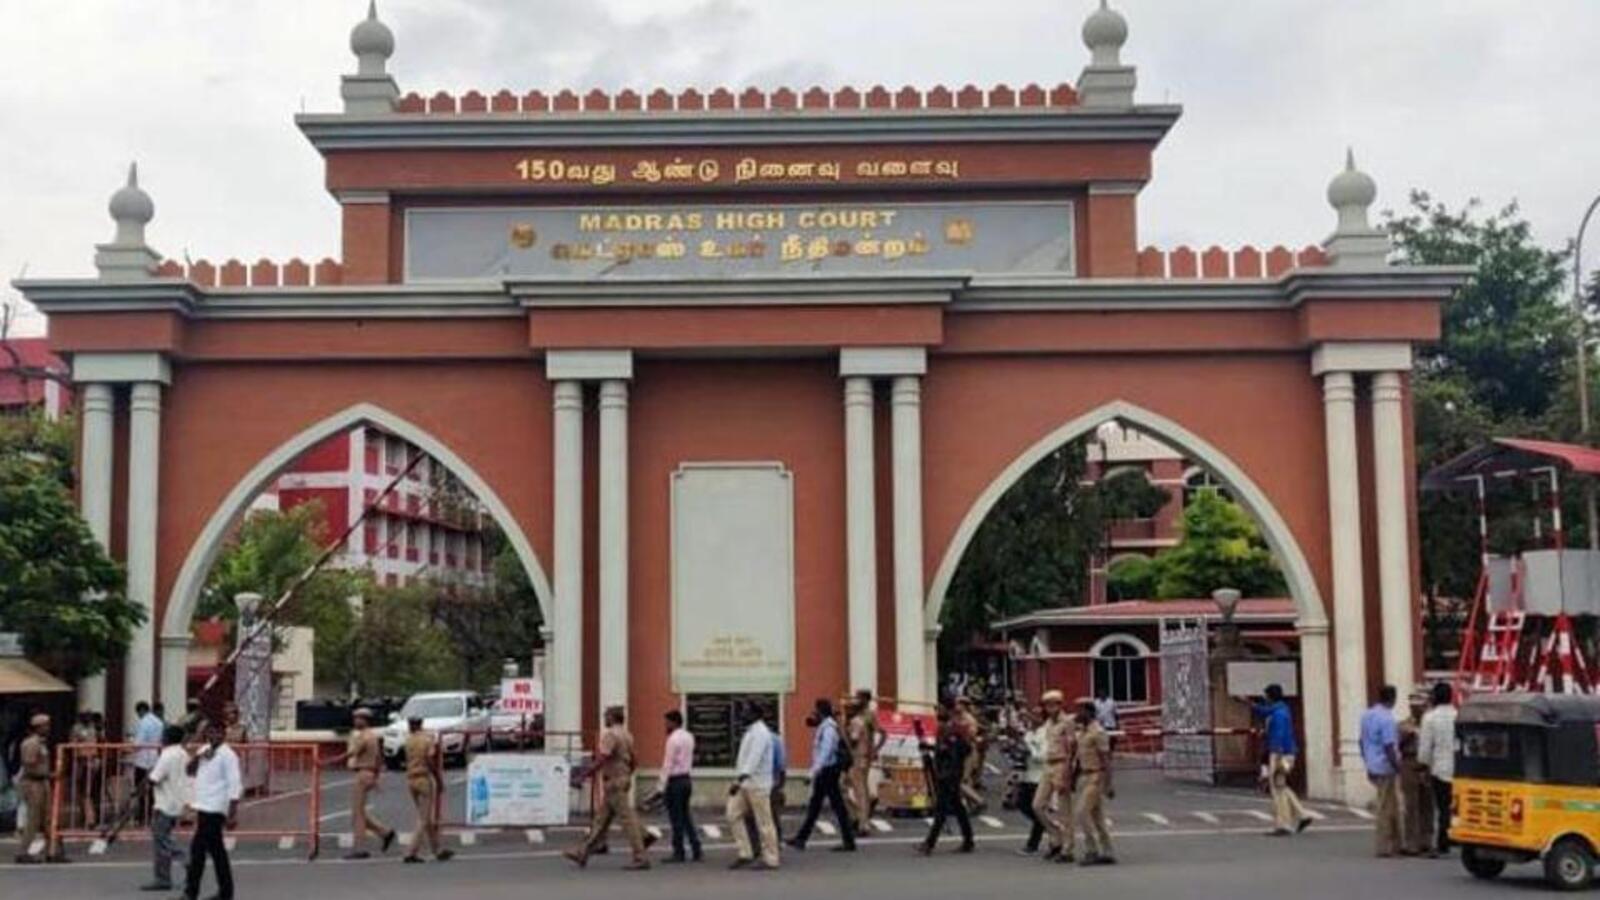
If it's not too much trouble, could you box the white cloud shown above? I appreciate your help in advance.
[2,0,1596,336]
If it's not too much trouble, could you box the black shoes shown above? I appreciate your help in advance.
[380,830,397,853]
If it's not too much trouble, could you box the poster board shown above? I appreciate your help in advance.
[464,754,570,826]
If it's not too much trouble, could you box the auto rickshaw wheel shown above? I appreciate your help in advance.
[1544,838,1596,891]
[1461,845,1506,881]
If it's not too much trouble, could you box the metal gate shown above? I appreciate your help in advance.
[1159,618,1213,782]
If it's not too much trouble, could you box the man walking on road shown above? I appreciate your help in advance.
[1360,685,1404,857]
[1031,690,1074,862]
[131,701,163,825]
[726,704,780,870]
[845,690,884,836]
[1013,705,1048,855]
[143,725,189,892]
[566,705,651,870]
[1252,684,1312,836]
[180,722,240,900]
[340,708,396,860]
[788,698,857,852]
[915,705,974,856]
[658,709,702,863]
[1416,682,1458,856]
[401,717,452,864]
[13,713,58,864]
[1072,699,1116,866]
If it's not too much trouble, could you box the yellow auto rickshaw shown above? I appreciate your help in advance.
[1453,692,1600,891]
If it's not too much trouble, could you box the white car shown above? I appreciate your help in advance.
[382,691,490,768]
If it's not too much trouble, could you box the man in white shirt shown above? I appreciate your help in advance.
[1416,682,1458,857]
[131,701,164,824]
[182,723,241,900]
[143,725,190,892]
[725,704,779,870]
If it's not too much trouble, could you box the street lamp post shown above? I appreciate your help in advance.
[1577,194,1600,549]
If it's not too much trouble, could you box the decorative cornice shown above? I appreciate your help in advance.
[295,105,1183,152]
[510,274,968,309]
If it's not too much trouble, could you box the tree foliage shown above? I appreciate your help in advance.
[0,412,141,682]
[427,522,545,687]
[1146,489,1286,600]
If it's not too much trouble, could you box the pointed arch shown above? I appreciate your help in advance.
[161,402,552,643]
[925,398,1325,629]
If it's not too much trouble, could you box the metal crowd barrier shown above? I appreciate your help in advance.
[47,742,324,860]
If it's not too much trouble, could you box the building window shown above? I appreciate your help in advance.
[1183,466,1230,506]
[1091,637,1149,704]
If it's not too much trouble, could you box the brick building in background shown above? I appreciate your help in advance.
[0,336,71,418]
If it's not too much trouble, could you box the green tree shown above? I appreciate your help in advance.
[0,412,142,682]
[1147,489,1286,599]
[1107,554,1157,601]
[428,522,544,687]
[351,581,461,697]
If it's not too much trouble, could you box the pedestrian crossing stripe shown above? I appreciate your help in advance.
[984,763,1002,776]
[459,832,478,846]
[646,826,664,840]
[525,829,545,844]
[817,821,837,836]
[337,833,354,849]
[27,838,45,856]
[1245,810,1274,822]
[979,815,1005,829]
[1142,813,1171,827]
[88,839,108,856]
[1303,809,1327,821]
[870,818,892,833]
[923,818,934,827]
[1192,812,1220,825]
[278,836,296,850]
[1346,807,1374,820]
[224,837,237,852]
[702,825,722,839]
[397,832,414,846]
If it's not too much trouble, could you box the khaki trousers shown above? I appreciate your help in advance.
[1401,763,1433,853]
[846,763,872,832]
[726,785,779,867]
[1032,761,1073,853]
[579,782,646,863]
[1074,771,1113,858]
[1268,754,1308,831]
[406,777,441,857]
[1371,774,1402,856]
[351,769,391,848]
[18,779,48,856]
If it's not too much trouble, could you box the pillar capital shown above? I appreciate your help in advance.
[71,351,171,385]
[1310,341,1412,377]
[840,346,926,379]
[546,349,633,381]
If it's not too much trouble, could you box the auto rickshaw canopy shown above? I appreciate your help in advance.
[1460,691,1600,728]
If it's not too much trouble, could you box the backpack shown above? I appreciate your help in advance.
[832,719,854,771]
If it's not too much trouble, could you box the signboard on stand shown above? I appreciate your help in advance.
[499,677,544,716]
[465,754,570,827]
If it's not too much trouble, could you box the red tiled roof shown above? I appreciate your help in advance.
[994,597,1297,630]
[1423,437,1600,490]
[0,337,66,407]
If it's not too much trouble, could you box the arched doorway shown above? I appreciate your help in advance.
[158,402,553,710]
[924,399,1336,798]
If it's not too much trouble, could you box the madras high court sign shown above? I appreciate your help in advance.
[20,1,1471,806]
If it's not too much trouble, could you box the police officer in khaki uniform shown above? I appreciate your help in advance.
[342,708,396,859]
[565,706,650,870]
[1072,699,1116,865]
[1030,691,1076,862]
[845,690,884,836]
[14,714,56,864]
[401,717,453,864]
[954,697,986,813]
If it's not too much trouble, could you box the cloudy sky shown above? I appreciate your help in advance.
[2,0,1597,335]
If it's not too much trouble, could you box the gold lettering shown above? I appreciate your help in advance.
[882,239,907,260]
[631,160,661,183]
[818,161,841,181]
[734,158,758,184]
[856,161,879,177]
[697,159,720,183]
[665,158,694,180]
[592,164,616,186]
[786,162,816,178]
[578,213,602,232]
[759,162,785,179]
[881,161,908,176]
[781,234,805,262]
[854,235,881,257]
[657,236,686,259]
[936,160,960,178]
[910,160,933,176]
[807,236,832,260]
[698,239,722,259]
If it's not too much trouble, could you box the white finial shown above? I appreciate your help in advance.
[1077,0,1136,108]
[97,161,160,281]
[1324,148,1389,268]
[1082,0,1129,67]
[350,0,395,77]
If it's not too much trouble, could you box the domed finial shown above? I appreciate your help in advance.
[350,0,395,77]
[108,161,154,244]
[1323,148,1389,268]
[1082,0,1129,67]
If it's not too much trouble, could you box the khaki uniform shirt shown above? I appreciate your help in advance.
[404,732,436,780]
[347,728,382,772]
[1076,722,1111,773]
[20,734,49,780]
[1041,714,1071,764]
[848,713,877,763]
[597,725,635,788]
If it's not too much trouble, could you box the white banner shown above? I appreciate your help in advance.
[465,754,570,826]
[498,677,544,716]
[671,463,796,693]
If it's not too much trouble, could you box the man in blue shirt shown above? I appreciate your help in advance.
[787,698,857,852]
[1359,685,1403,857]
[1251,684,1311,835]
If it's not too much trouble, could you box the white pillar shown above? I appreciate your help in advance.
[78,383,115,713]
[598,379,629,715]
[891,376,927,704]
[549,381,584,738]
[125,381,162,725]
[843,377,878,693]
[1322,370,1369,801]
[1298,623,1337,799]
[1372,371,1415,691]
[159,635,190,711]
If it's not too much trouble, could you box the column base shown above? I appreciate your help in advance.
[1339,755,1376,807]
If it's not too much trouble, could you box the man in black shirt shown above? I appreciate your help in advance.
[915,704,975,855]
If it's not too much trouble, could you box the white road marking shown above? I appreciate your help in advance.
[459,832,478,846]
[1303,808,1327,821]
[277,836,296,851]
[525,829,545,844]
[646,825,663,840]
[979,815,1006,829]
[223,837,237,851]
[984,763,1002,776]
[337,833,354,849]
[817,821,837,836]
[27,838,45,856]
[1245,810,1274,822]
[1347,807,1374,820]
[88,839,108,856]
[397,832,414,846]
[870,818,893,833]
[1192,812,1220,825]
[702,825,722,839]
[1143,812,1172,827]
